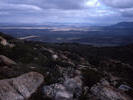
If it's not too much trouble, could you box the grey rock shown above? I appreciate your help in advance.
[64,76,82,93]
[55,90,73,100]
[119,84,132,92]
[43,83,60,98]
[52,54,58,60]
[0,55,17,66]
[0,80,24,100]
[43,76,82,100]
[0,36,8,46]
[43,83,73,100]
[91,82,132,100]
[0,36,15,48]
[0,72,44,100]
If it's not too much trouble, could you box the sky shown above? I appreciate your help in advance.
[0,0,133,25]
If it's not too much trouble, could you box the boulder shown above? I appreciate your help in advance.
[119,84,132,92]
[0,36,8,46]
[43,83,73,100]
[52,54,58,60]
[0,72,44,100]
[43,83,72,100]
[0,55,17,66]
[43,76,82,100]
[0,36,15,47]
[91,82,132,100]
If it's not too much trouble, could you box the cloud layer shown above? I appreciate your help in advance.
[0,0,133,25]
[102,0,133,8]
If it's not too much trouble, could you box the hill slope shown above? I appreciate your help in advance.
[0,32,133,100]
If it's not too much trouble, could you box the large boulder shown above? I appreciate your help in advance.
[0,55,17,66]
[0,36,8,46]
[43,83,73,100]
[0,36,15,48]
[90,81,132,100]
[0,72,44,100]
[43,76,82,100]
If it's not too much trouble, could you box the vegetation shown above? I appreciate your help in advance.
[0,32,133,99]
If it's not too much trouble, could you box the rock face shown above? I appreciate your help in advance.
[91,82,132,100]
[0,55,17,66]
[0,72,44,100]
[43,76,82,100]
[0,36,15,48]
[0,36,8,46]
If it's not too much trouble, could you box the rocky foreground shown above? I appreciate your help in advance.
[0,32,133,100]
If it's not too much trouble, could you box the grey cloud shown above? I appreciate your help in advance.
[101,0,133,18]
[0,3,42,11]
[2,0,87,10]
[101,0,133,8]
[119,8,133,17]
[0,0,133,25]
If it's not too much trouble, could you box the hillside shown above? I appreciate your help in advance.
[0,32,133,100]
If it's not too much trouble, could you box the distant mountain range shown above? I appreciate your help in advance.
[0,22,133,28]
[0,21,133,46]
[0,22,92,28]
[109,22,133,28]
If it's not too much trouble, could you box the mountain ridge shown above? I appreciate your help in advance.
[110,22,133,28]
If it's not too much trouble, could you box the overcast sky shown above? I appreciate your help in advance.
[0,0,133,25]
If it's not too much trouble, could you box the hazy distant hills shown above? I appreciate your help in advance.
[109,22,133,28]
[0,22,92,28]
[0,22,133,28]
[0,22,133,46]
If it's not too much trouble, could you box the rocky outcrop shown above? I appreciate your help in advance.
[90,80,132,100]
[0,72,44,100]
[43,76,82,100]
[0,55,17,66]
[52,54,58,60]
[0,36,15,48]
